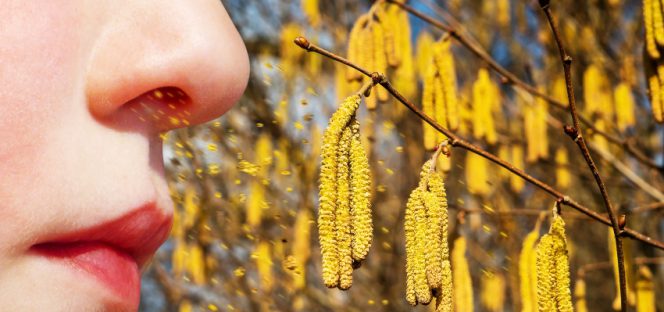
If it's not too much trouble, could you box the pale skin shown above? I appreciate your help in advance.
[0,1,249,311]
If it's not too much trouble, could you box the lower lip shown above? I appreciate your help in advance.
[31,242,140,307]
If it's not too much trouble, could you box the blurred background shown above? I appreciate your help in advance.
[139,0,664,311]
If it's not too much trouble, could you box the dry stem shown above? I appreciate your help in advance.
[539,2,627,310]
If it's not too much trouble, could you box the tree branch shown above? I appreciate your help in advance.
[292,36,664,251]
[539,2,628,310]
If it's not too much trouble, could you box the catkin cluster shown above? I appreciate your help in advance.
[421,36,460,150]
[346,1,412,110]
[404,159,453,310]
[643,0,664,122]
[471,68,500,145]
[318,94,373,290]
[535,213,573,312]
[519,224,540,312]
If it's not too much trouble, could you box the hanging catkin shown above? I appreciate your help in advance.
[349,119,372,262]
[346,15,369,82]
[555,147,571,190]
[452,236,473,311]
[614,82,636,131]
[405,155,452,307]
[575,278,589,312]
[535,211,573,312]
[319,95,360,288]
[471,68,498,144]
[644,0,661,59]
[420,36,459,150]
[480,271,506,312]
[318,94,373,290]
[465,152,490,196]
[335,127,354,290]
[519,223,540,312]
[636,265,656,312]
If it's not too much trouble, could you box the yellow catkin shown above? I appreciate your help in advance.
[552,76,570,107]
[391,5,415,117]
[608,227,637,310]
[346,15,369,81]
[497,0,510,27]
[405,186,432,305]
[575,278,589,312]
[301,0,321,27]
[555,148,571,190]
[422,65,438,150]
[434,38,460,131]
[383,7,399,67]
[644,0,661,59]
[472,68,498,144]
[434,74,448,144]
[336,127,353,290]
[593,118,609,152]
[658,64,664,122]
[452,236,474,311]
[535,96,549,160]
[247,180,265,228]
[465,152,490,196]
[279,23,304,80]
[319,95,361,288]
[536,214,573,312]
[372,14,389,101]
[405,185,419,306]
[292,209,311,290]
[422,189,443,289]
[416,32,435,80]
[349,119,372,262]
[636,266,655,312]
[481,271,506,312]
[652,0,664,46]
[434,260,454,312]
[648,73,663,122]
[614,82,636,131]
[510,144,525,192]
[583,64,603,117]
[255,241,274,292]
[519,226,540,312]
[187,243,206,284]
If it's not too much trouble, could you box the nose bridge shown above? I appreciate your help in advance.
[86,1,249,130]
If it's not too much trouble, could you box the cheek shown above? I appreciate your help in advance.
[0,2,85,246]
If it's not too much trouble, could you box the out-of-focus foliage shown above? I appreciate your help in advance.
[139,0,664,311]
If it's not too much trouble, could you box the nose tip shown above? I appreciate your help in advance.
[85,1,249,131]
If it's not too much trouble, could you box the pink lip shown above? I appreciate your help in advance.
[30,201,173,308]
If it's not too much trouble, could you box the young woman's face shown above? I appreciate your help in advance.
[0,1,248,310]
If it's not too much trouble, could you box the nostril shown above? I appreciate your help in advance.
[126,87,193,130]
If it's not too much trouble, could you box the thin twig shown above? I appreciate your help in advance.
[589,140,664,202]
[384,0,663,173]
[292,36,664,251]
[539,2,628,310]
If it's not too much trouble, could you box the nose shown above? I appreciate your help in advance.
[85,1,249,133]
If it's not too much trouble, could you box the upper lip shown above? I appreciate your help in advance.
[30,201,173,267]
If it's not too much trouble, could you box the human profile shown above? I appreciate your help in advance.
[0,1,249,310]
